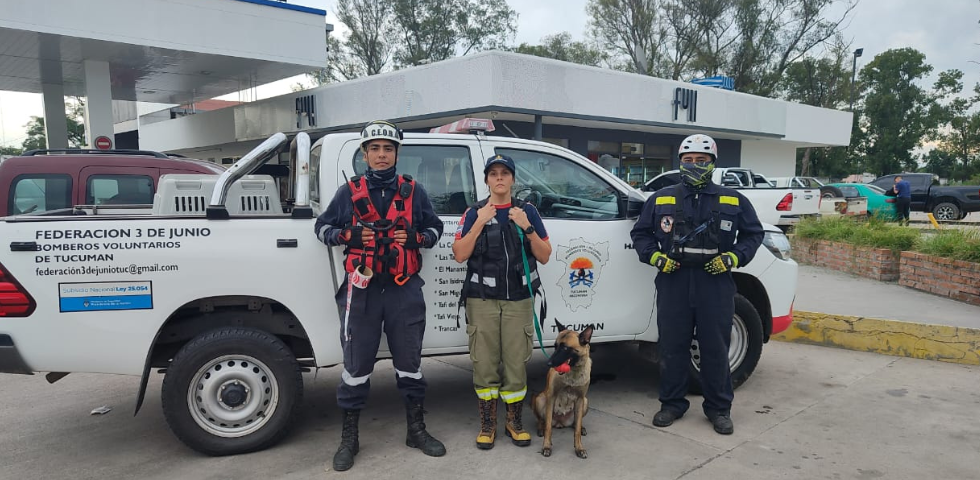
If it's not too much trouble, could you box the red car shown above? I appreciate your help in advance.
[1,149,223,216]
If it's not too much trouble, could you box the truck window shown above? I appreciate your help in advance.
[494,148,622,220]
[87,175,154,205]
[353,145,476,215]
[9,174,72,215]
[645,173,680,192]
[309,145,322,204]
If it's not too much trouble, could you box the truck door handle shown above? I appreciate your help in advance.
[277,239,298,248]
[10,242,38,252]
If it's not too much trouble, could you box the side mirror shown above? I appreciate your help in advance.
[623,191,646,218]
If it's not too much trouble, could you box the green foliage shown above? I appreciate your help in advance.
[392,0,517,67]
[329,0,518,79]
[21,98,87,151]
[586,0,852,95]
[513,32,608,67]
[794,216,918,252]
[796,216,980,263]
[914,229,980,263]
[0,145,22,156]
[857,48,942,176]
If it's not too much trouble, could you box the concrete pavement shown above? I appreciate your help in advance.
[1,341,979,479]
[776,265,980,365]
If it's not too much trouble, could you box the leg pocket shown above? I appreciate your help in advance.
[523,324,535,362]
[467,324,479,362]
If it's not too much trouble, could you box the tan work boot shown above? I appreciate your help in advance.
[504,400,531,446]
[476,398,497,449]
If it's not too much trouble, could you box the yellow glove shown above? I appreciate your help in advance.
[705,252,738,274]
[650,251,680,273]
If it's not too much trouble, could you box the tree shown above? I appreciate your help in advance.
[391,0,517,67]
[930,72,980,181]
[514,32,609,67]
[21,97,87,151]
[586,0,664,76]
[0,145,22,156]
[336,0,396,77]
[858,48,942,176]
[586,0,853,95]
[305,35,364,86]
[778,38,853,176]
[325,0,518,80]
[921,148,958,181]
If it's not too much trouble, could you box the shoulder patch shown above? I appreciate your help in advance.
[719,196,739,206]
[656,196,676,205]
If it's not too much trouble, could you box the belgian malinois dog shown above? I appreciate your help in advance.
[531,320,594,459]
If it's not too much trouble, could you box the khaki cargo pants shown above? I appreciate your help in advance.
[465,297,534,404]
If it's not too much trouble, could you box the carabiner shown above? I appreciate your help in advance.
[393,273,411,286]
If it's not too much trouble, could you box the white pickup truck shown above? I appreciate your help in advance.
[0,129,797,456]
[643,167,820,230]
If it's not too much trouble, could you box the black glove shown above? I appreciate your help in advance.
[402,228,426,249]
[342,225,365,248]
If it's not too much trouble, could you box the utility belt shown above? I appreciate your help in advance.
[668,246,720,267]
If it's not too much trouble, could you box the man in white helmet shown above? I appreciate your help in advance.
[314,120,446,470]
[629,134,764,435]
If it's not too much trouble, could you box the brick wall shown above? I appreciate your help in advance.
[900,252,980,306]
[791,237,901,281]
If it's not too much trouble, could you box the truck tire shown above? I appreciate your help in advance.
[161,327,303,456]
[820,186,844,199]
[688,294,764,394]
[932,202,960,221]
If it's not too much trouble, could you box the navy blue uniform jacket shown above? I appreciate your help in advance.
[630,183,765,268]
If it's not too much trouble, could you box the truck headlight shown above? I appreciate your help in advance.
[763,230,792,260]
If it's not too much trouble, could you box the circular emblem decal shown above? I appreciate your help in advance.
[660,215,673,233]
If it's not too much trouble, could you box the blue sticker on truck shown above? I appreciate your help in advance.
[58,281,153,313]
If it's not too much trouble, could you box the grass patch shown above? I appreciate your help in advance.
[794,216,919,252]
[914,229,980,263]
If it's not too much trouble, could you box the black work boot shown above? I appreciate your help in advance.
[653,409,682,427]
[332,409,360,471]
[405,400,447,457]
[709,413,734,435]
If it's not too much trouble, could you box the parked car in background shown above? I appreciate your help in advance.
[825,183,896,220]
[644,167,821,230]
[769,176,845,200]
[0,149,224,216]
[870,173,980,221]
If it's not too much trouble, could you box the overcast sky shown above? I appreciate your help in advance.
[1,0,978,148]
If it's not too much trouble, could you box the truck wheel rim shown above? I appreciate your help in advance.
[936,206,954,220]
[187,355,280,438]
[691,314,749,372]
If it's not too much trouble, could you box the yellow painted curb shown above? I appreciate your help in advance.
[772,311,980,365]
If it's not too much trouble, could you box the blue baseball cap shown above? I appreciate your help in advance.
[484,154,516,176]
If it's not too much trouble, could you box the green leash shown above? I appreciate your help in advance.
[517,227,549,360]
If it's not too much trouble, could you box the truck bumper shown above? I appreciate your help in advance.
[0,334,34,375]
[778,213,820,225]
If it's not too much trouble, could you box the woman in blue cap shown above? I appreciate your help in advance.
[452,154,551,450]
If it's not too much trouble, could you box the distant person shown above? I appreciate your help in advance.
[893,176,911,225]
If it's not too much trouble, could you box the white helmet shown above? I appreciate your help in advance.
[360,120,402,150]
[679,134,718,161]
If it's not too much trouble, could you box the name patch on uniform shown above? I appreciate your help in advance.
[720,220,733,231]
[656,196,676,205]
[661,215,674,233]
[719,196,739,206]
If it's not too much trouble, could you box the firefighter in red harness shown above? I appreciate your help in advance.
[314,120,445,471]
